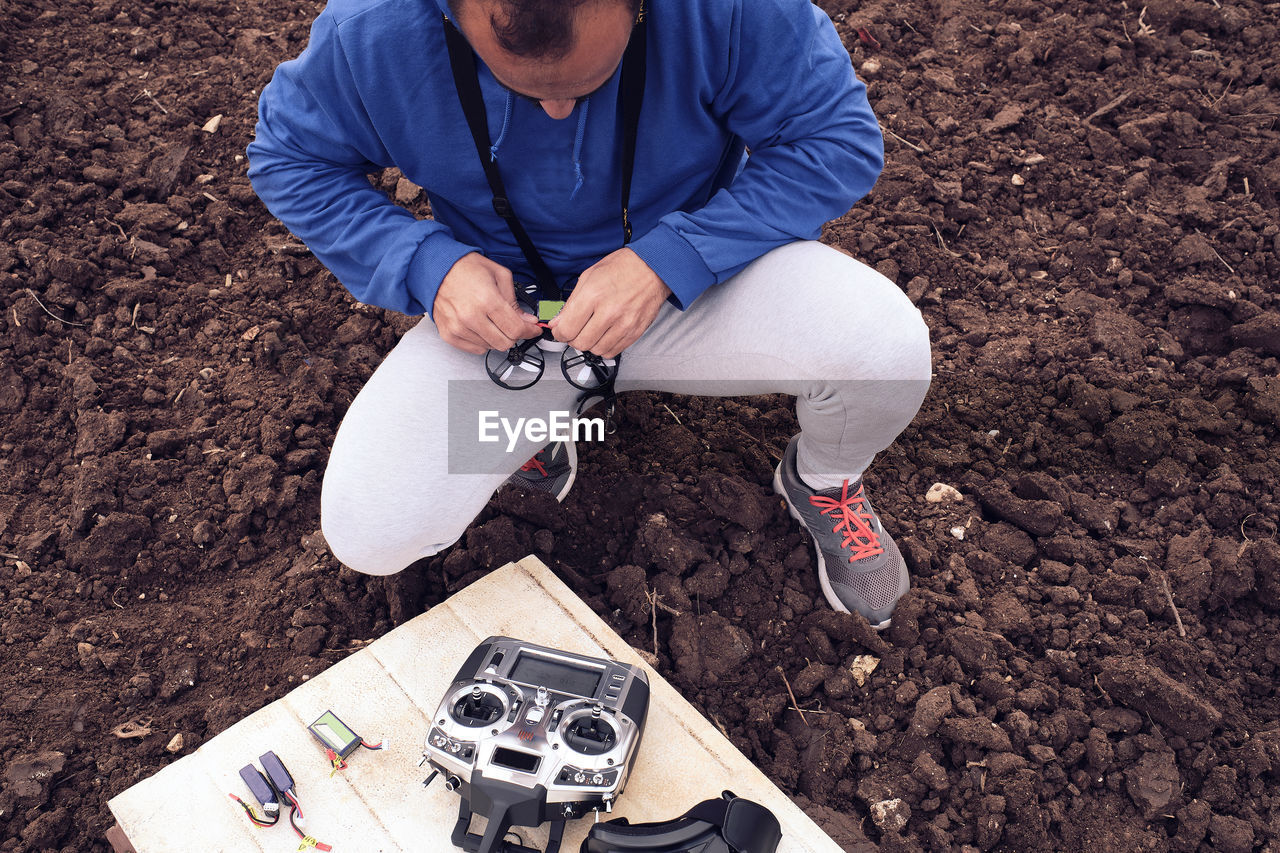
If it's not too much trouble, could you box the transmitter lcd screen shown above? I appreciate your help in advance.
[492,746,542,774]
[509,653,602,697]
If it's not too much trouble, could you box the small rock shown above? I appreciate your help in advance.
[926,482,962,503]
[201,114,223,134]
[869,798,910,834]
[165,733,185,753]
[848,654,879,687]
[76,641,98,670]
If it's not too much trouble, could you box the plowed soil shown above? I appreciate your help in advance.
[2,0,1279,850]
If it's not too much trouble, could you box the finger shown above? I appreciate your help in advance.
[442,329,489,356]
[591,327,633,360]
[475,315,522,352]
[441,304,501,351]
[490,302,540,343]
[550,296,591,343]
[567,312,610,356]
[492,264,517,303]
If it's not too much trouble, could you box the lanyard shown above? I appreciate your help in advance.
[441,8,648,302]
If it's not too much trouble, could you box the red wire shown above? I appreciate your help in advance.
[228,794,276,827]
[286,790,303,818]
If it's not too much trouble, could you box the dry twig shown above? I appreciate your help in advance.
[142,88,168,114]
[646,588,660,660]
[1136,7,1155,37]
[776,666,809,726]
[1161,575,1187,637]
[1085,92,1131,124]
[880,123,925,153]
[932,225,961,258]
[1195,229,1236,275]
[24,289,86,327]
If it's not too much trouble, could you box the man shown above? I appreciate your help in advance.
[248,0,932,627]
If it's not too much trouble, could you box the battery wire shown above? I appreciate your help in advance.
[286,791,333,851]
[228,793,278,827]
[324,747,348,776]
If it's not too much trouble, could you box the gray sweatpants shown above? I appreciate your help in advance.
[321,241,932,575]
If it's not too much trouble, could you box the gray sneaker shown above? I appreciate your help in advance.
[507,440,577,502]
[773,435,909,629]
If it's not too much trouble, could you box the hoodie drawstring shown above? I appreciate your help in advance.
[489,92,590,199]
[570,98,589,199]
[489,90,512,161]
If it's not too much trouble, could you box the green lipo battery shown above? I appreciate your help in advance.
[308,710,361,759]
[537,300,565,322]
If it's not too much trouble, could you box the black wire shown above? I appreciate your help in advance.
[288,800,304,838]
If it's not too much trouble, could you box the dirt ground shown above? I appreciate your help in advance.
[2,0,1279,849]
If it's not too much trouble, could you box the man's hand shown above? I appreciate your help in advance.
[549,249,671,358]
[433,253,542,355]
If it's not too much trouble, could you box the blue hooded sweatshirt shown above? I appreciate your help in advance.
[247,0,884,318]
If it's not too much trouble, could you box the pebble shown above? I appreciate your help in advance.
[926,482,962,503]
[870,798,911,834]
[848,654,879,687]
[165,733,185,753]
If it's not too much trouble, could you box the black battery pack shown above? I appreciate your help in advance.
[238,765,280,815]
[259,751,295,795]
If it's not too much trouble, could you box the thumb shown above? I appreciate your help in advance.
[482,264,534,322]
[498,276,539,321]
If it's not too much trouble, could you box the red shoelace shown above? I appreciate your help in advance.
[809,480,885,562]
[520,455,549,477]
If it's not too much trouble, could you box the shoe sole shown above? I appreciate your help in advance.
[772,463,893,631]
[554,439,578,503]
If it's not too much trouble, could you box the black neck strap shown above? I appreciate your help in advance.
[442,7,647,300]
